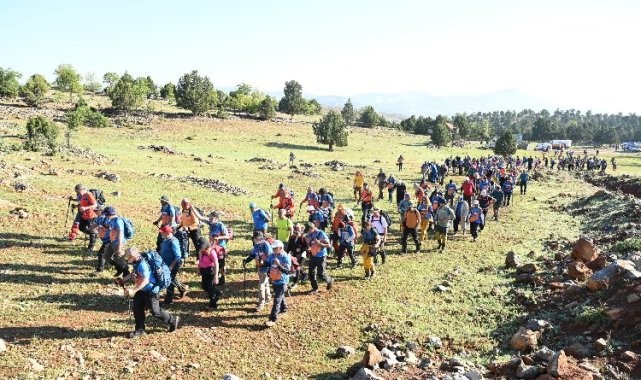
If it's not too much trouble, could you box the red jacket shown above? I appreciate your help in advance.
[462,182,475,197]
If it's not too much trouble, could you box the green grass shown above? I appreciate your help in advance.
[1,97,641,379]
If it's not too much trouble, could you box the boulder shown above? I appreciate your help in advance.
[534,346,556,362]
[547,350,592,379]
[362,344,384,369]
[506,251,521,268]
[379,347,396,360]
[463,369,484,380]
[517,263,538,274]
[594,338,607,352]
[588,260,641,291]
[621,350,637,362]
[568,261,593,281]
[510,328,538,352]
[516,360,541,379]
[564,343,591,359]
[571,238,598,262]
[336,346,356,358]
[526,319,551,332]
[382,357,399,370]
[350,367,383,380]
[586,256,607,271]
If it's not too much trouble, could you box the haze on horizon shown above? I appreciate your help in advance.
[1,0,640,114]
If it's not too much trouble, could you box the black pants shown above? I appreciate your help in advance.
[79,217,97,250]
[132,291,175,331]
[480,210,488,230]
[199,267,221,306]
[337,243,356,266]
[165,264,185,303]
[504,192,512,205]
[378,186,385,200]
[520,183,527,194]
[218,257,226,286]
[96,241,109,270]
[105,243,130,276]
[388,188,394,202]
[269,283,287,322]
[181,229,202,259]
[401,227,420,252]
[361,202,373,223]
[470,223,480,239]
[374,241,387,264]
[453,217,463,233]
[464,195,472,207]
[398,163,403,171]
[308,256,332,291]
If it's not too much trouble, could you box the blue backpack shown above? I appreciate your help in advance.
[122,217,135,240]
[141,250,171,290]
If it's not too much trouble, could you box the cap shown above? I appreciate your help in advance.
[271,240,284,249]
[103,206,116,216]
[160,195,170,203]
[252,230,264,240]
[249,202,257,209]
[159,225,173,234]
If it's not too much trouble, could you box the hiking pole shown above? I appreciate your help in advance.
[121,283,132,321]
[65,198,72,227]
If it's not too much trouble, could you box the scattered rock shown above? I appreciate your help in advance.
[404,351,419,365]
[516,360,541,379]
[362,343,384,369]
[152,173,248,195]
[427,336,443,349]
[568,261,593,281]
[621,350,637,362]
[463,369,484,380]
[149,349,168,362]
[336,345,356,358]
[13,182,28,192]
[86,351,106,361]
[350,367,383,380]
[9,207,29,219]
[506,251,522,268]
[517,263,537,274]
[605,308,624,321]
[436,284,449,292]
[628,294,641,303]
[140,145,183,155]
[565,342,591,359]
[188,362,201,369]
[571,238,598,262]
[406,341,418,352]
[586,256,607,271]
[535,346,556,362]
[564,284,586,297]
[510,328,539,352]
[223,374,242,380]
[0,338,6,353]
[382,357,399,370]
[594,338,607,352]
[96,171,121,182]
[111,191,122,197]
[587,260,641,291]
[526,319,551,332]
[28,358,44,372]
[380,347,396,360]
[418,358,432,369]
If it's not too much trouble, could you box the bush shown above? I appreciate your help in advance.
[175,70,218,115]
[25,116,59,152]
[20,74,49,107]
[108,73,147,112]
[612,239,641,254]
[0,67,21,98]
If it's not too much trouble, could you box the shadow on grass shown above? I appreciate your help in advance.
[26,293,128,313]
[0,326,118,344]
[0,232,67,249]
[264,141,328,152]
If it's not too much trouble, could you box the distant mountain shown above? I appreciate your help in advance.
[311,89,555,118]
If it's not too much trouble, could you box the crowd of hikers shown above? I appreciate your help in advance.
[67,152,542,336]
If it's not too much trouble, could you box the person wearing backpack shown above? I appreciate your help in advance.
[518,170,529,195]
[250,202,270,234]
[369,209,388,264]
[417,197,432,243]
[360,221,380,278]
[286,223,309,285]
[93,206,111,272]
[336,221,356,269]
[176,198,204,259]
[119,247,179,338]
[67,184,98,256]
[243,231,273,311]
[375,169,387,201]
[469,200,483,242]
[153,195,178,252]
[397,193,412,232]
[490,185,504,221]
[104,206,130,277]
[453,196,469,235]
[197,239,221,309]
[196,211,230,286]
[275,208,294,244]
[305,221,335,295]
[360,183,374,223]
[501,177,514,206]
[433,199,455,252]
[401,204,421,254]
[395,181,407,206]
[353,170,365,205]
[264,240,292,327]
[158,225,187,305]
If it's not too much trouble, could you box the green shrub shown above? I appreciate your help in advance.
[612,239,641,254]
[24,116,59,152]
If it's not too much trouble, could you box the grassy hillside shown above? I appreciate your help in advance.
[0,99,639,379]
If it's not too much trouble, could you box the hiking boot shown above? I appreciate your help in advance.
[128,329,146,339]
[256,303,265,312]
[326,278,334,290]
[179,286,188,299]
[309,289,319,295]
[168,316,180,332]
[265,320,277,328]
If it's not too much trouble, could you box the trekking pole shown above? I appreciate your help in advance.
[121,283,132,321]
[65,198,72,227]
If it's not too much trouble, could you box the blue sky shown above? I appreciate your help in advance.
[1,0,640,113]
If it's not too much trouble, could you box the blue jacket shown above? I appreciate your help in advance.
[245,241,273,272]
[134,259,159,294]
[160,237,182,266]
[265,253,291,285]
[252,209,270,231]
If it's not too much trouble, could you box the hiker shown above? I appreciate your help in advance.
[336,221,356,268]
[314,200,332,231]
[153,195,177,253]
[386,174,396,203]
[401,204,421,253]
[275,208,294,245]
[177,198,204,259]
[331,204,348,252]
[417,197,432,242]
[453,196,469,235]
[250,202,270,233]
[272,188,295,218]
[462,179,475,206]
[376,169,387,200]
[289,151,295,165]
[611,157,617,171]
[421,161,429,180]
[105,206,130,277]
[353,170,364,204]
[305,221,335,294]
[360,183,374,223]
[518,171,529,195]
[397,193,412,231]
[196,211,230,286]
[433,199,455,251]
[243,231,273,311]
[360,221,380,278]
[300,187,320,221]
[369,209,388,264]
[286,224,308,285]
[477,191,495,229]
[502,176,514,206]
[197,239,221,309]
[264,240,292,327]
[158,225,186,305]
[318,188,334,212]
[94,205,110,272]
[490,185,504,221]
[469,200,483,242]
[445,179,457,206]
[395,180,407,205]
[397,155,404,171]
[67,184,98,255]
[414,183,426,205]
[118,247,179,338]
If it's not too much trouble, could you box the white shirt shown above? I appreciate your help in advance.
[370,215,388,235]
